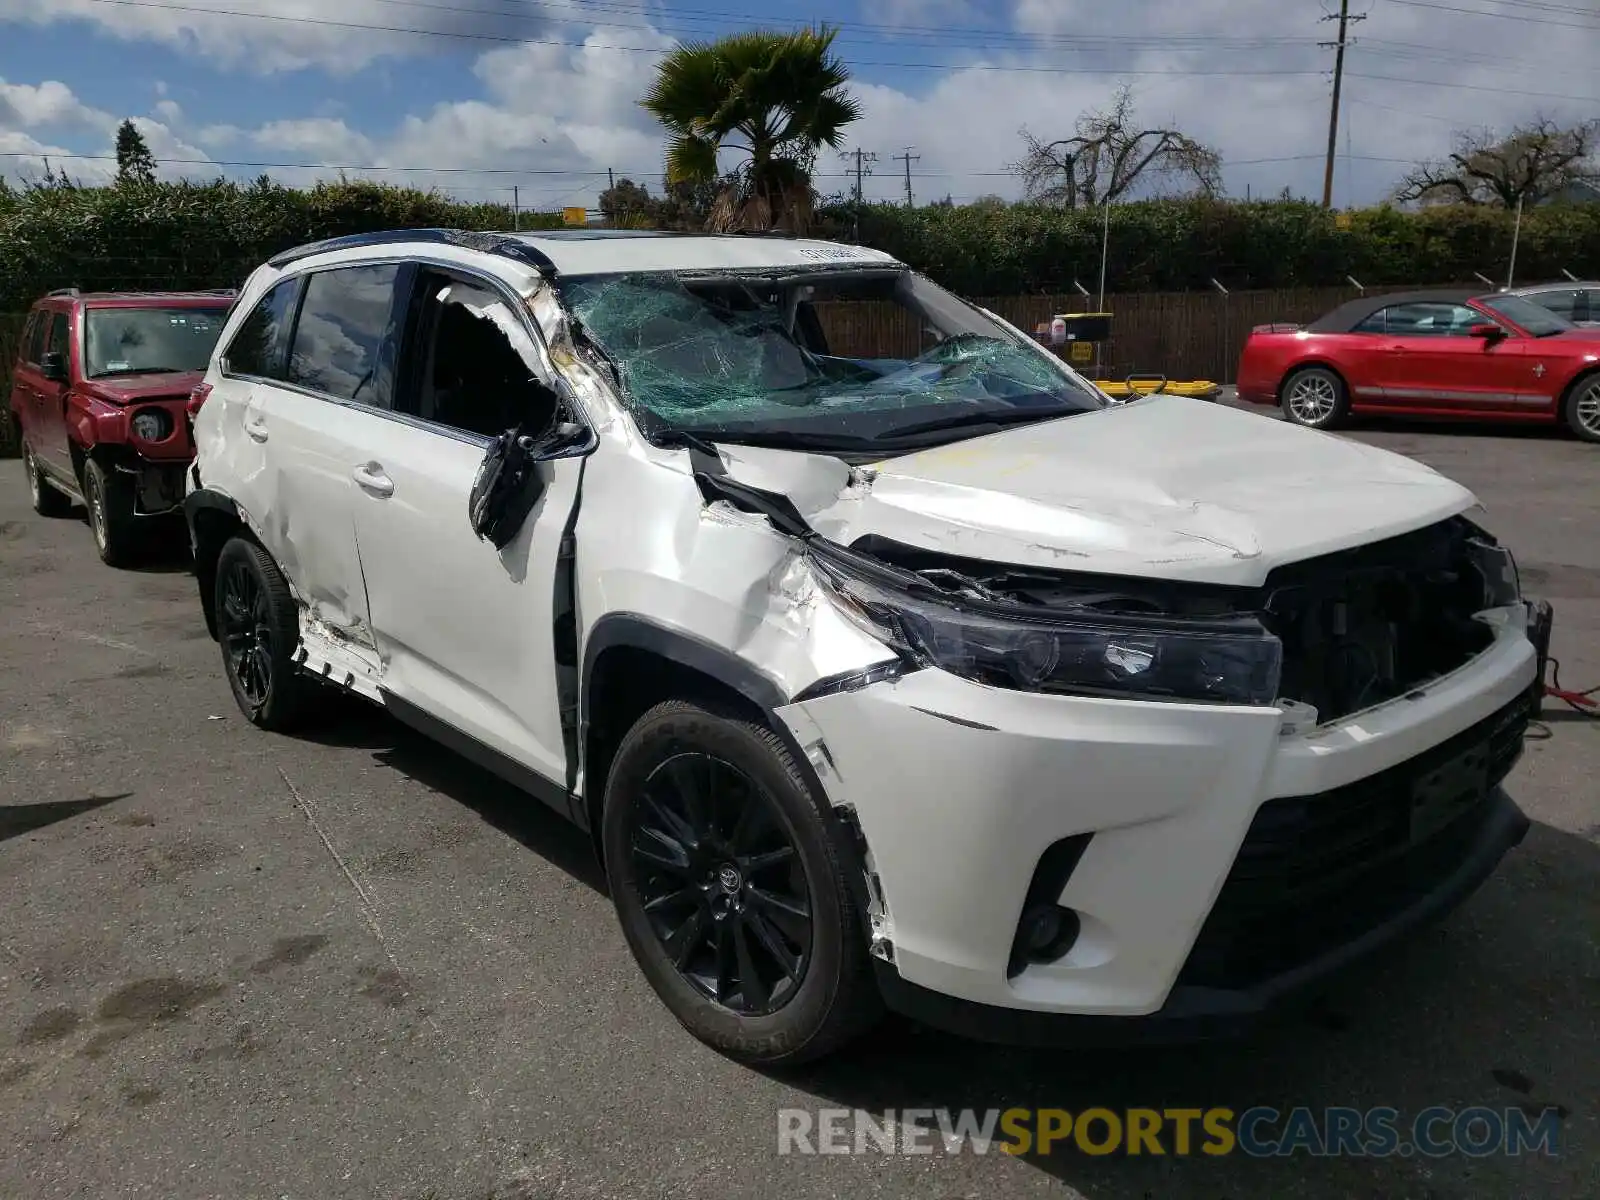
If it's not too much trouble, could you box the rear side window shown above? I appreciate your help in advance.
[26,311,51,362]
[223,280,300,379]
[1529,290,1577,320]
[1579,290,1597,323]
[18,313,42,364]
[285,264,400,408]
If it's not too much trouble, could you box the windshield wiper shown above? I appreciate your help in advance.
[92,366,190,377]
[874,405,1074,441]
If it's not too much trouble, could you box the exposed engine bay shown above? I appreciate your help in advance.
[845,517,1505,725]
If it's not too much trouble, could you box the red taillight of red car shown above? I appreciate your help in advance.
[186,382,213,418]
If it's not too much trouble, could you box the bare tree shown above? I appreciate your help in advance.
[1010,85,1222,208]
[1394,116,1598,207]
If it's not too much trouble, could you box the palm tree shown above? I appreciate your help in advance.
[641,25,862,233]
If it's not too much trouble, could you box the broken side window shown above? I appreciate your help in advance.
[406,274,558,440]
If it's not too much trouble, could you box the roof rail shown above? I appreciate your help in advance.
[265,227,556,274]
[47,287,81,298]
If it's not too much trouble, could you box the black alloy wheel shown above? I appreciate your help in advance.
[602,700,882,1065]
[630,751,813,1016]
[219,555,273,710]
[213,536,309,731]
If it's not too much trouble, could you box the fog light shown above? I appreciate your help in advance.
[1021,904,1063,953]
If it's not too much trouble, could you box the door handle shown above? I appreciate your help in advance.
[352,463,395,497]
[243,417,269,442]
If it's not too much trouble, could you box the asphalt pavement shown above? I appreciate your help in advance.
[2,406,1596,1199]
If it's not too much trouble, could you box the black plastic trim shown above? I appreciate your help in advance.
[181,486,239,542]
[380,689,580,825]
[1005,833,1094,978]
[182,488,244,641]
[874,789,1530,1048]
[579,614,791,740]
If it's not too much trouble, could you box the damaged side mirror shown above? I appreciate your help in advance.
[468,413,591,550]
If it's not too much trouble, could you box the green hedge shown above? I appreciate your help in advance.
[816,198,1600,294]
[0,178,566,311]
[5,181,1597,312]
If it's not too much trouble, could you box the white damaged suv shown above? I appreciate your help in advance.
[184,228,1551,1065]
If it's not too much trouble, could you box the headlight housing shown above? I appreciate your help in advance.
[811,550,1283,706]
[131,407,173,442]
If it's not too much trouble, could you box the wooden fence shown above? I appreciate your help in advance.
[815,284,1416,385]
[0,285,1414,458]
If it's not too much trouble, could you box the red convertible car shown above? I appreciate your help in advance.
[1236,288,1600,443]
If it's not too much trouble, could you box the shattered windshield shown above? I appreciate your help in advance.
[557,267,1106,456]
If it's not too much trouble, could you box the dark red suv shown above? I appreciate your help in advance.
[10,288,236,565]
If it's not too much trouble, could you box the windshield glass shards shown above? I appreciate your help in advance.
[557,268,1107,456]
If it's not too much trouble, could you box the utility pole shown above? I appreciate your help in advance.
[1319,0,1365,209]
[839,147,878,242]
[896,147,920,208]
[845,147,878,204]
[512,185,519,231]
[608,167,615,190]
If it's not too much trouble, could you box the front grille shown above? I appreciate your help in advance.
[1178,695,1528,990]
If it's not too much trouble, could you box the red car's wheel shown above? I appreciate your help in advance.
[1562,373,1600,444]
[1281,366,1349,431]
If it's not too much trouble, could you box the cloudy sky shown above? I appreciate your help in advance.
[0,0,1594,211]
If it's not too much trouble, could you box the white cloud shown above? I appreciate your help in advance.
[0,77,112,133]
[1,1,1594,209]
[0,77,219,184]
[0,0,568,75]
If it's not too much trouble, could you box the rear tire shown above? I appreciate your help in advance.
[23,444,72,518]
[83,458,142,567]
[1561,373,1600,444]
[1280,366,1350,430]
[601,699,882,1066]
[214,536,311,732]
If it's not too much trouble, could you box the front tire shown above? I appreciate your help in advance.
[83,458,141,566]
[601,700,881,1066]
[214,536,310,731]
[23,443,71,517]
[1281,366,1350,430]
[1561,373,1600,444]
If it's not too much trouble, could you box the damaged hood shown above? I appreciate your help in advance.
[715,396,1478,587]
[81,370,205,405]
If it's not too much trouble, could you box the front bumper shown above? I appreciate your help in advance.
[778,606,1537,1031]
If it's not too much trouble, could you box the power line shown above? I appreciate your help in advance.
[1384,0,1599,30]
[1346,72,1596,101]
[44,1,1331,76]
[44,0,1594,100]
